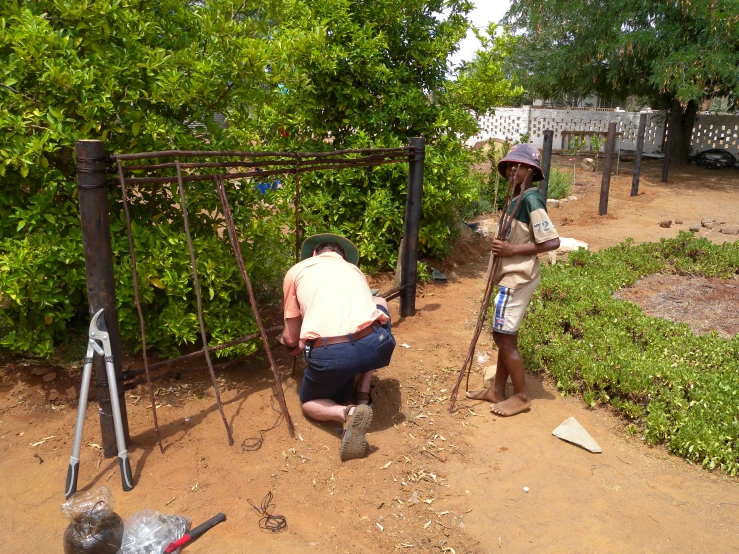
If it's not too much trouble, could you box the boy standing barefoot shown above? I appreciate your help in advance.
[467,144,560,416]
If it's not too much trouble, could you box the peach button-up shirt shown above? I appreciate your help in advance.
[282,252,389,341]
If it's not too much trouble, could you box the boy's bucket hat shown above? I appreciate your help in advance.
[497,143,544,181]
[301,233,360,265]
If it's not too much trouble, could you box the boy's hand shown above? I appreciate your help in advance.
[492,239,516,257]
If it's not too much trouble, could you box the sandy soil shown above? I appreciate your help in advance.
[1,160,738,553]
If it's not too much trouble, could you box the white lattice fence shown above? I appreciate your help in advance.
[691,115,739,155]
[470,108,739,158]
[528,109,667,155]
[474,107,530,144]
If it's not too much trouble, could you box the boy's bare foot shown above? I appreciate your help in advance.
[490,394,531,416]
[465,388,506,403]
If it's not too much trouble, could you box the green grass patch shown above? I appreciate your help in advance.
[516,232,739,474]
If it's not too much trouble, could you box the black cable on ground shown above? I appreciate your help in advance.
[247,492,287,533]
[241,395,284,452]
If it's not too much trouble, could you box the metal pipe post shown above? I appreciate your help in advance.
[76,140,130,457]
[631,113,647,196]
[661,122,670,182]
[538,130,554,200]
[399,137,425,317]
[599,123,617,216]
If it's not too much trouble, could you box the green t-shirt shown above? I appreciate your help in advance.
[493,188,559,289]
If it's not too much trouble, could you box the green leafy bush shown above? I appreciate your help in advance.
[514,233,739,474]
[0,0,522,357]
[546,167,571,199]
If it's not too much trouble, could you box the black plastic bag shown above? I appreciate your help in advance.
[61,486,124,554]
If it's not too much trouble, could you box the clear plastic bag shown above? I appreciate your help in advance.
[61,486,124,554]
[117,509,191,554]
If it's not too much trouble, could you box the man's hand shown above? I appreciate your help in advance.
[286,342,304,357]
[278,333,304,357]
[492,239,516,257]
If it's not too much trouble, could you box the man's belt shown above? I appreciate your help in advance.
[311,322,380,348]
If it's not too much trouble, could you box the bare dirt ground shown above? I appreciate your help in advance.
[1,159,739,553]
[615,274,739,337]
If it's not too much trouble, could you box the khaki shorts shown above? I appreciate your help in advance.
[491,275,540,334]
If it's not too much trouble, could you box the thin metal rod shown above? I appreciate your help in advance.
[124,357,247,390]
[215,175,296,439]
[122,160,300,171]
[379,285,405,299]
[120,152,410,172]
[291,156,303,379]
[176,161,234,446]
[118,158,412,186]
[117,161,163,454]
[123,325,283,380]
[449,168,532,412]
[294,155,302,264]
[112,147,412,161]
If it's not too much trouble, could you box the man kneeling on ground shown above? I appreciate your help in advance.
[279,233,396,461]
[466,144,560,416]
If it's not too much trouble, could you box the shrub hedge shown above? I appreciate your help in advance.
[517,233,739,474]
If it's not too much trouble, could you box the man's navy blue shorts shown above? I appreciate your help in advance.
[299,305,396,404]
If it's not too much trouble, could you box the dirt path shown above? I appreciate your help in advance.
[548,156,739,250]
[1,162,738,553]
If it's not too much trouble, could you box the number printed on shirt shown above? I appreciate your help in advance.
[534,221,551,234]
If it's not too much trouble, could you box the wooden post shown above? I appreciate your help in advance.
[661,122,671,182]
[599,123,617,216]
[631,113,647,196]
[400,137,425,317]
[538,130,554,200]
[76,140,130,457]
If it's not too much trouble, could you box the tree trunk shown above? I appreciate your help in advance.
[667,98,698,165]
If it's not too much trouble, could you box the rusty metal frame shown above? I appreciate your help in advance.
[111,146,419,445]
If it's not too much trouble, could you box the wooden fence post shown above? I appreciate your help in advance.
[400,137,425,317]
[631,113,648,196]
[661,123,671,183]
[76,140,130,457]
[538,130,554,200]
[599,123,617,216]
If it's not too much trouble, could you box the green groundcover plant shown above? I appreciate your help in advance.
[514,233,739,474]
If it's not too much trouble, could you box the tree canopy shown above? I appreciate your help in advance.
[504,0,739,161]
[0,0,520,356]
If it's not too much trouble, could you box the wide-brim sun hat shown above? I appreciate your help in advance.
[301,233,360,265]
[497,143,544,182]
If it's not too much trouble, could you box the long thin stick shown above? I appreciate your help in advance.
[117,161,164,454]
[215,176,296,439]
[176,161,234,445]
[449,168,533,413]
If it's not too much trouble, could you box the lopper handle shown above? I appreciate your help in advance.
[65,459,80,500]
[165,512,226,553]
[119,456,134,492]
